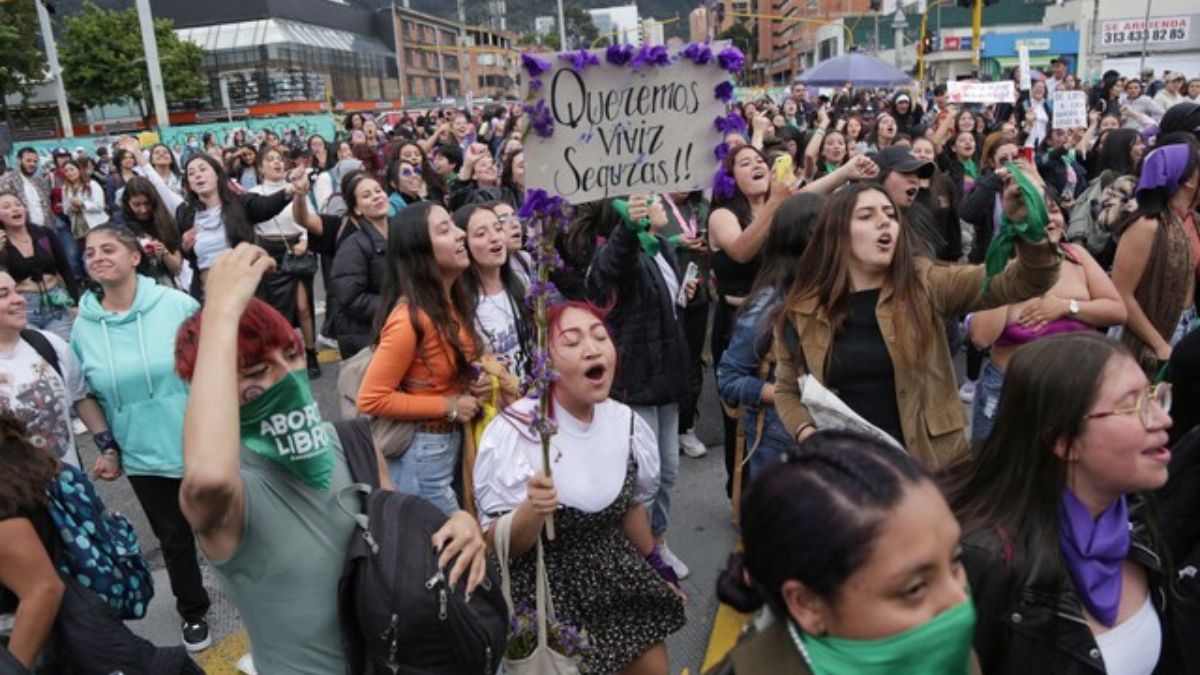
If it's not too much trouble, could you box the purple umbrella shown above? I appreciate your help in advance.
[796,53,914,87]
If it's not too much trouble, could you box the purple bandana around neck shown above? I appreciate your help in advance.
[1135,144,1191,198]
[1058,489,1130,627]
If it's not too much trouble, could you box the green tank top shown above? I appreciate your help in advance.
[211,423,359,675]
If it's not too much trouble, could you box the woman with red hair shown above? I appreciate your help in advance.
[473,301,685,675]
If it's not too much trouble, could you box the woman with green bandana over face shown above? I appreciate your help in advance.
[707,430,978,675]
[175,243,489,675]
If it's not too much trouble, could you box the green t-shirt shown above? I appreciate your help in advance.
[211,423,358,675]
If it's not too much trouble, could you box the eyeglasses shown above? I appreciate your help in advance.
[398,167,418,177]
[1085,382,1172,429]
[496,213,516,224]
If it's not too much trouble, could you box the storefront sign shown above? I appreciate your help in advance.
[938,36,973,51]
[1097,15,1198,53]
[946,80,1016,104]
[1014,38,1051,52]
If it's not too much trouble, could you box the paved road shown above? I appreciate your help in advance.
[87,348,738,674]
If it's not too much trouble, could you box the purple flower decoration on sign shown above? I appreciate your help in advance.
[630,44,672,69]
[521,53,552,78]
[605,43,634,66]
[713,167,736,199]
[522,99,555,139]
[530,79,543,93]
[559,48,600,73]
[717,46,745,73]
[519,188,568,220]
[680,42,713,65]
[714,80,734,103]
[714,142,730,162]
[714,110,747,135]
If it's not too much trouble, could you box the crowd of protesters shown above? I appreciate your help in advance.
[0,52,1198,675]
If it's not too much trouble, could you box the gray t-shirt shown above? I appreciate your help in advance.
[210,423,358,675]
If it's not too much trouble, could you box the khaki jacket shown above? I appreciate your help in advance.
[774,239,1061,469]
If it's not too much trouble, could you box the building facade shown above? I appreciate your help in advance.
[393,7,464,104]
[465,25,519,100]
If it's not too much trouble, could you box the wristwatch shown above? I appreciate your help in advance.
[1068,299,1081,316]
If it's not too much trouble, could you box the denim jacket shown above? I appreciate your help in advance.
[716,289,798,475]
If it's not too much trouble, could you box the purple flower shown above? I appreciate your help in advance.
[717,46,745,73]
[522,99,554,139]
[714,80,734,103]
[713,110,746,135]
[680,42,713,65]
[559,48,600,73]
[530,79,543,93]
[714,142,730,161]
[519,188,569,220]
[521,53,552,78]
[630,44,672,69]
[605,43,634,66]
[713,167,736,199]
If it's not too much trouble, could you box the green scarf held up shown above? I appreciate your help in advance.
[981,161,1049,292]
[611,198,660,256]
[961,157,979,181]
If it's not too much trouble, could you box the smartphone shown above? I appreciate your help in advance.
[677,261,700,308]
[773,154,794,183]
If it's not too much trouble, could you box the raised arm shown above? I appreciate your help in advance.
[707,181,788,265]
[180,244,276,562]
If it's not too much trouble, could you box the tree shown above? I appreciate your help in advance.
[59,2,205,127]
[0,1,48,130]
[562,4,599,49]
[718,22,755,79]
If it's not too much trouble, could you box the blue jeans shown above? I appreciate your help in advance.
[631,403,679,537]
[970,360,1006,444]
[53,215,85,281]
[22,291,73,343]
[386,429,461,516]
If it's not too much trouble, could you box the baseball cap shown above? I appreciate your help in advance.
[869,146,935,179]
[52,147,70,157]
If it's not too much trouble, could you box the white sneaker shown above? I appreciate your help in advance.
[679,430,707,458]
[958,380,976,404]
[659,542,690,580]
[316,334,339,350]
[71,417,88,436]
[236,653,258,675]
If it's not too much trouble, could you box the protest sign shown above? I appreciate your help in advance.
[523,50,727,204]
[946,81,1017,104]
[1052,90,1088,129]
[1018,45,1032,91]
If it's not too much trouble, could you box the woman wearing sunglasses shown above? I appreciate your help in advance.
[944,332,1181,674]
[387,158,434,208]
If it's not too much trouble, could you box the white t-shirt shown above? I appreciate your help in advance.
[192,205,227,270]
[22,176,46,227]
[475,290,521,369]
[1094,596,1161,675]
[0,330,88,467]
[473,397,660,528]
[252,180,306,238]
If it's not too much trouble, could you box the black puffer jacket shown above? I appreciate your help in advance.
[963,496,1183,674]
[958,171,1004,265]
[329,221,388,358]
[585,220,689,407]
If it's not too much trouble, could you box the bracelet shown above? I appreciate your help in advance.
[795,423,815,440]
[93,430,120,453]
[446,397,459,422]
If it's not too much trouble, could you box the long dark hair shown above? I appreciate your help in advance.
[721,430,926,615]
[0,411,59,516]
[149,143,181,178]
[942,333,1143,594]
[711,145,770,229]
[182,153,256,247]
[307,134,332,170]
[455,204,533,377]
[746,192,822,309]
[120,176,180,253]
[776,183,933,367]
[373,203,479,384]
[391,141,445,196]
[1096,129,1142,175]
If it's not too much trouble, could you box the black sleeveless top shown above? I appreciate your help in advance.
[710,208,759,298]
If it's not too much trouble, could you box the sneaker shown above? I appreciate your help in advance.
[182,619,212,652]
[71,417,88,436]
[659,542,690,580]
[679,430,708,458]
[958,380,976,404]
[316,334,339,350]
[236,653,258,675]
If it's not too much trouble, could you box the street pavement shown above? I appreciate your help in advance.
[85,348,739,674]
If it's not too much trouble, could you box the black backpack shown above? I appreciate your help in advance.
[332,420,507,675]
[21,328,61,377]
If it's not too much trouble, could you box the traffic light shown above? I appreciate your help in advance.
[922,32,935,55]
[956,0,1000,6]
[869,0,882,10]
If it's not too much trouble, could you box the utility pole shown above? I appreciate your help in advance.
[134,0,170,129]
[556,0,568,50]
[971,0,982,75]
[1137,0,1153,74]
[893,8,907,69]
[34,0,73,138]
[456,0,469,100]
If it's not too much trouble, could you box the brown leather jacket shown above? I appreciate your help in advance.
[774,239,1061,469]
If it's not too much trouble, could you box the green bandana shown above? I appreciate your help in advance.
[239,370,335,491]
[792,596,976,675]
[823,160,840,176]
[982,161,1049,292]
[611,198,660,256]
[961,158,979,181]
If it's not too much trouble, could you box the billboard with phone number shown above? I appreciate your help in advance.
[1097,15,1200,54]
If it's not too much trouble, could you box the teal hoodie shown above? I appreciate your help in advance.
[71,276,200,478]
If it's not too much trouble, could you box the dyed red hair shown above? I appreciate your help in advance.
[174,298,303,382]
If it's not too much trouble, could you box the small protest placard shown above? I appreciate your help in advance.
[946,81,1017,105]
[1052,90,1088,129]
[1017,45,1032,92]
[522,49,727,205]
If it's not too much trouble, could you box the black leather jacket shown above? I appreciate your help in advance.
[963,496,1181,674]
